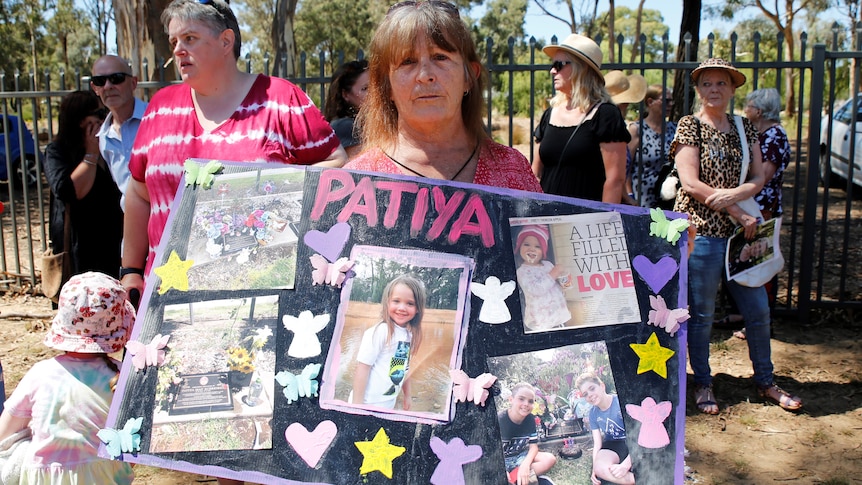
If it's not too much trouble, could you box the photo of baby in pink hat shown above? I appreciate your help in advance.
[512,224,573,333]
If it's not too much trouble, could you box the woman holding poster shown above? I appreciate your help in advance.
[344,1,541,192]
[672,58,802,414]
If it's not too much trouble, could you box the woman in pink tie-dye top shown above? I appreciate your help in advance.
[0,272,135,484]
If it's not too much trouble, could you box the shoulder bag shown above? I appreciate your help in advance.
[41,203,71,302]
[657,118,701,207]
[730,115,785,288]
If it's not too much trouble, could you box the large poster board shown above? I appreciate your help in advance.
[103,161,689,484]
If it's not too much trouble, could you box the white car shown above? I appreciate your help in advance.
[821,97,862,189]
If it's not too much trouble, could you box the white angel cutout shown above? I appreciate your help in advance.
[470,276,516,324]
[282,311,330,358]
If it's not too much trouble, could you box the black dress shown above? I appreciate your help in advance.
[534,102,631,201]
[43,142,123,278]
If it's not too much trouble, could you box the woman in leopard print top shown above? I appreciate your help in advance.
[672,58,802,415]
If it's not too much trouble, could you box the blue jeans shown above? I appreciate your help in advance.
[688,235,774,388]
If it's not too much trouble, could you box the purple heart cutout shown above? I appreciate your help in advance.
[632,254,678,294]
[303,222,351,263]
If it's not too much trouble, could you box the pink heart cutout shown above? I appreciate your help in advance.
[303,222,351,263]
[285,420,338,468]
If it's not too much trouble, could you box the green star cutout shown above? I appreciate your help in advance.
[152,250,194,295]
[354,428,405,479]
[629,332,675,378]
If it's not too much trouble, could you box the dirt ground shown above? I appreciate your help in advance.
[2,292,861,484]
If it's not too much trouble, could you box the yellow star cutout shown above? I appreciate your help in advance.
[152,250,194,294]
[629,332,675,379]
[354,428,405,479]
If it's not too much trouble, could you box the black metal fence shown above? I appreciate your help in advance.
[2,33,860,323]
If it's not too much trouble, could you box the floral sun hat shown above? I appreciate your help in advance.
[691,58,747,88]
[44,271,135,354]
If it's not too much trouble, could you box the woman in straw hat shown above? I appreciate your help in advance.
[672,58,801,414]
[533,34,631,203]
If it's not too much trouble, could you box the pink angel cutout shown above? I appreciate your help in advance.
[625,397,673,448]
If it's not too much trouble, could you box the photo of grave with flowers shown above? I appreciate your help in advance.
[149,295,278,452]
[185,166,306,291]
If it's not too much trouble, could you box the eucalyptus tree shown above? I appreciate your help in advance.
[114,0,174,82]
[598,5,670,64]
[712,0,831,115]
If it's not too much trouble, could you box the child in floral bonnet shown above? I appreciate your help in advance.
[0,272,135,484]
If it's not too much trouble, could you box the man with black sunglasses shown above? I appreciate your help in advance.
[91,55,148,212]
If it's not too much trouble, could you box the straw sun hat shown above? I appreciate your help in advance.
[44,271,135,354]
[542,33,603,78]
[690,58,747,88]
[604,70,647,104]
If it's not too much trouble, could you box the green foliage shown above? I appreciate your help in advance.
[598,6,673,63]
[495,68,553,117]
[46,0,99,78]
[246,254,296,289]
[234,0,278,74]
[487,40,553,117]
[471,0,527,64]
[294,0,386,74]
[489,341,613,406]
[348,256,464,310]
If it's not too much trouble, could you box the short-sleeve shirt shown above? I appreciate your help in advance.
[498,410,538,461]
[755,124,790,217]
[331,117,359,149]
[345,139,542,193]
[672,114,759,238]
[355,322,412,408]
[589,395,627,442]
[631,120,677,208]
[129,74,340,271]
[534,103,631,200]
[4,355,134,483]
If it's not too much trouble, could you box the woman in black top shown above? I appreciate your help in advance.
[43,90,123,280]
[532,34,630,203]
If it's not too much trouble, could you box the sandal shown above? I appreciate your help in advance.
[694,384,719,415]
[758,384,803,411]
[732,328,747,340]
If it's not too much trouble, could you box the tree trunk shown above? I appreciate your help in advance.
[783,26,797,117]
[608,0,615,63]
[672,0,700,120]
[114,0,174,82]
[271,0,298,78]
[630,0,646,64]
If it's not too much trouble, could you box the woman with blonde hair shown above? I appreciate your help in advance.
[673,58,801,414]
[533,34,631,203]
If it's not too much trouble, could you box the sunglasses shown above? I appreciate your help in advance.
[551,60,572,72]
[387,1,460,17]
[91,72,130,87]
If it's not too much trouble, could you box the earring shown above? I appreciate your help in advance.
[463,90,468,97]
